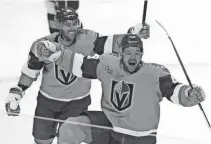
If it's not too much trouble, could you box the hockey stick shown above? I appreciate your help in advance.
[5,111,113,130]
[3,111,210,143]
[4,111,157,136]
[155,20,211,132]
[127,0,148,34]
[3,111,211,142]
[142,0,148,25]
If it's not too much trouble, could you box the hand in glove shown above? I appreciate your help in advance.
[127,23,150,39]
[186,85,206,106]
[34,40,62,62]
[5,86,24,116]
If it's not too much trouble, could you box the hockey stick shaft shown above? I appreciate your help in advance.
[127,0,148,34]
[4,111,156,136]
[155,20,211,131]
[6,111,113,130]
[142,0,148,25]
[2,111,209,142]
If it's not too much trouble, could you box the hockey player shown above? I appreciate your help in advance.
[5,7,150,144]
[44,0,82,33]
[38,34,206,144]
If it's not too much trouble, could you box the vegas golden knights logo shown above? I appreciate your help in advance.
[110,80,134,111]
[55,64,77,85]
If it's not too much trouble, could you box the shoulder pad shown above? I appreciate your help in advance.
[46,32,60,41]
[35,32,59,43]
[99,52,120,63]
[149,63,169,73]
[77,29,97,36]
[103,52,121,58]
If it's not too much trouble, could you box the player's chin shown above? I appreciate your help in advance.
[64,33,76,41]
[126,64,138,73]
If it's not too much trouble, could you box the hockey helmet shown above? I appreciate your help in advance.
[54,7,79,23]
[120,34,143,52]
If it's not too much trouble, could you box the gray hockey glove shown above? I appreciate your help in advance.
[5,86,25,116]
[127,23,150,39]
[186,85,206,106]
[34,40,62,62]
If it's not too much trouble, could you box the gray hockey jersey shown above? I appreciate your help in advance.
[56,52,191,136]
[21,30,97,101]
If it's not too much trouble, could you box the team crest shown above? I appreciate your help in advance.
[110,80,134,111]
[55,64,77,85]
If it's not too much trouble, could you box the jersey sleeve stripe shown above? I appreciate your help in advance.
[92,36,107,55]
[72,53,84,77]
[103,35,114,53]
[113,126,157,137]
[21,62,41,79]
[170,84,185,105]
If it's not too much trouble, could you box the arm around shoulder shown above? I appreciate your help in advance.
[73,53,100,79]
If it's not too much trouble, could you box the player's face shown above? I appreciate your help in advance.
[122,46,143,73]
[59,19,80,41]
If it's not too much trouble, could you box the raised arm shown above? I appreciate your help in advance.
[92,23,150,55]
[159,65,205,107]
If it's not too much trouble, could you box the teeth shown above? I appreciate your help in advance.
[68,31,75,34]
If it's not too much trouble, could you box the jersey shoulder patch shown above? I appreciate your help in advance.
[97,53,120,77]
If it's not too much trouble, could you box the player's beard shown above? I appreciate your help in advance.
[61,29,77,42]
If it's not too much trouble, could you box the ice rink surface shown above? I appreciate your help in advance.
[0,0,211,143]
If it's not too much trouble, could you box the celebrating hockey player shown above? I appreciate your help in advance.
[5,6,149,144]
[45,0,82,33]
[38,34,206,144]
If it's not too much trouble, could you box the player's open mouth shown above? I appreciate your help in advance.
[68,31,76,34]
[128,61,136,66]
[68,32,75,34]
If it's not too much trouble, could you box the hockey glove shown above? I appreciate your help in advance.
[34,40,62,62]
[140,23,150,39]
[127,23,150,39]
[5,86,25,116]
[185,85,206,106]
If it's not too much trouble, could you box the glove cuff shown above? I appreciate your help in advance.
[9,85,25,98]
